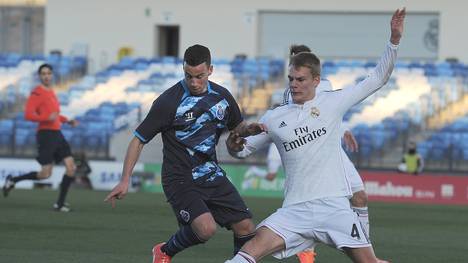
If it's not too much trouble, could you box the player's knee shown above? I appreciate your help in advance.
[245,220,255,233]
[351,190,368,207]
[37,170,52,179]
[199,224,216,240]
[238,219,256,235]
[230,218,256,237]
[66,165,76,176]
[195,222,217,240]
[192,213,218,240]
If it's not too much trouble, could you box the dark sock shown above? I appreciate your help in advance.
[233,232,255,255]
[11,172,38,183]
[56,174,74,207]
[161,225,205,257]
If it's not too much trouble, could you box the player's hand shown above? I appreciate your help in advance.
[390,8,406,45]
[343,130,359,152]
[68,119,79,127]
[245,123,267,137]
[226,132,246,152]
[104,181,129,208]
[48,112,59,121]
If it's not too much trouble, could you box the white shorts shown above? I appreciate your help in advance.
[258,197,371,259]
[343,156,364,193]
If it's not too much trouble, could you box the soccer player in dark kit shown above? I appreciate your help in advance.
[105,44,265,263]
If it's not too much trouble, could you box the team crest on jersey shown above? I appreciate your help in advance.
[310,107,320,118]
[215,105,225,120]
[180,210,190,222]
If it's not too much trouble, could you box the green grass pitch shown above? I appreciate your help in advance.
[1,189,467,263]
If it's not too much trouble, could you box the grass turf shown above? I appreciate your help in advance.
[1,189,467,263]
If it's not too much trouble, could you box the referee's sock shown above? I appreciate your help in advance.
[56,174,74,207]
[352,206,370,238]
[11,172,38,183]
[233,232,255,255]
[161,225,205,257]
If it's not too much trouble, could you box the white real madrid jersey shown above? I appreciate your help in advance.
[235,42,398,207]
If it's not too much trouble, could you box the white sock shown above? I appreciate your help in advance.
[352,206,370,238]
[228,251,256,263]
[246,166,268,178]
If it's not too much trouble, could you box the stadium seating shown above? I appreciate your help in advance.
[0,55,284,158]
[418,115,468,161]
[2,52,468,165]
[0,53,88,115]
[317,59,468,160]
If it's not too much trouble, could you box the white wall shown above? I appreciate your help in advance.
[46,0,468,71]
[258,12,439,59]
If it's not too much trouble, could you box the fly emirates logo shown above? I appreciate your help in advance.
[282,126,327,152]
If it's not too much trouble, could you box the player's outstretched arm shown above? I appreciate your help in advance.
[104,137,145,208]
[360,7,406,89]
[390,8,406,45]
[334,8,406,114]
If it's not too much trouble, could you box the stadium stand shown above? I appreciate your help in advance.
[2,51,468,171]
[0,54,285,159]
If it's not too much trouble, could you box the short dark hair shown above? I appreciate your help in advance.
[290,52,321,77]
[183,44,211,67]
[289,44,311,56]
[38,63,53,74]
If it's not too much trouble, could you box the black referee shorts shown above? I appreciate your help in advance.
[164,175,252,229]
[36,130,72,165]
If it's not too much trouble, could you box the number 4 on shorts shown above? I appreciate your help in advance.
[351,223,361,239]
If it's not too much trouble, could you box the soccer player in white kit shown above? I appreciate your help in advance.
[289,79,374,263]
[224,8,405,263]
[246,80,374,263]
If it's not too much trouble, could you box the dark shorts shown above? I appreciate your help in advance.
[164,175,252,229]
[36,130,72,165]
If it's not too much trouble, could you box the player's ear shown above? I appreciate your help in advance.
[208,64,213,76]
[312,76,321,88]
